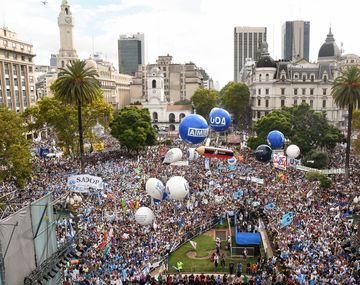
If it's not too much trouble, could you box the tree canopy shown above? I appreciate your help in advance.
[221,82,251,130]
[331,66,360,179]
[50,59,103,172]
[110,107,156,153]
[247,103,344,154]
[22,96,113,156]
[0,105,32,188]
[190,88,219,120]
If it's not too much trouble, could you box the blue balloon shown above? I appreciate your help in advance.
[179,114,208,144]
[267,130,285,149]
[209,108,231,132]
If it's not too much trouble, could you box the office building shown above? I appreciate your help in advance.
[234,26,267,82]
[118,33,144,75]
[282,20,310,61]
[0,27,36,113]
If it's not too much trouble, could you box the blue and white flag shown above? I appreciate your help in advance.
[280,212,295,228]
[265,203,276,210]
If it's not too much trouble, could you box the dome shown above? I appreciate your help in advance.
[256,56,277,68]
[318,28,341,59]
[85,59,97,70]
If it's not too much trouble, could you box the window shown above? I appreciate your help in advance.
[302,99,306,104]
[259,74,262,82]
[322,100,326,108]
[323,75,327,82]
[281,99,285,107]
[265,99,269,108]
[265,74,269,81]
[310,75,314,82]
[258,89,261,95]
[310,100,313,108]
[265,89,269,95]
[152,112,158,122]
[152,80,156,88]
[322,88,327,95]
[294,88,298,95]
[169,113,175,123]
[21,56,25,61]
[294,99,298,106]
[281,75,285,81]
[294,73,299,80]
[281,88,285,95]
[257,111,261,119]
[302,75,306,81]
[179,113,185,121]
[302,88,306,95]
[257,99,261,106]
[310,89,314,95]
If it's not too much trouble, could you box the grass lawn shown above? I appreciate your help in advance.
[168,233,258,273]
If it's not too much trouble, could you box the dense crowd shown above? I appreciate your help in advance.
[0,135,359,285]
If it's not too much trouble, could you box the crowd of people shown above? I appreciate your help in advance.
[0,134,359,284]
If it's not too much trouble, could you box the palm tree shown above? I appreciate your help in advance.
[331,66,360,180]
[51,60,102,172]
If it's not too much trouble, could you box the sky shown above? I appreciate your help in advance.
[2,0,360,88]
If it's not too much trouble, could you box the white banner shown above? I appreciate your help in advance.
[295,165,345,175]
[67,174,103,190]
[170,160,189,166]
[240,176,264,184]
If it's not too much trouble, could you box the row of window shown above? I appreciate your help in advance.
[152,112,186,123]
[256,88,328,96]
[256,98,327,108]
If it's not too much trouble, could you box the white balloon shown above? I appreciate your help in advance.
[146,178,165,200]
[134,207,155,226]
[286,144,300,159]
[166,176,189,200]
[187,148,199,161]
[163,148,183,164]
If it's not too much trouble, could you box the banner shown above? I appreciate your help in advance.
[280,212,295,228]
[204,157,210,170]
[240,176,264,184]
[273,154,287,170]
[190,240,197,250]
[67,175,103,190]
[92,142,105,152]
[170,161,189,166]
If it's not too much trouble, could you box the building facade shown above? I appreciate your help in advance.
[242,30,348,128]
[282,20,310,61]
[86,53,132,109]
[118,33,144,76]
[57,0,78,68]
[137,67,192,132]
[130,54,204,104]
[0,27,36,113]
[234,26,267,82]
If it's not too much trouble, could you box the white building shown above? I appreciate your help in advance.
[243,29,350,128]
[139,67,192,132]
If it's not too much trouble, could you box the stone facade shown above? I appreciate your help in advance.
[130,54,204,104]
[0,27,36,113]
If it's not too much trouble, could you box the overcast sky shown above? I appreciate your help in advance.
[2,0,359,88]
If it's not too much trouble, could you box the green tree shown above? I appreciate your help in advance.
[221,82,251,130]
[50,60,102,172]
[247,104,344,153]
[353,110,360,154]
[110,107,156,153]
[190,88,219,120]
[174,99,191,105]
[303,150,329,169]
[22,96,112,156]
[331,66,360,179]
[0,106,32,188]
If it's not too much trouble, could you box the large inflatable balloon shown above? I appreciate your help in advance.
[187,148,199,161]
[286,144,300,159]
[209,108,231,132]
[134,207,155,226]
[267,130,285,149]
[163,148,183,164]
[255,144,272,162]
[146,178,165,200]
[228,156,237,165]
[179,114,208,144]
[166,176,189,200]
